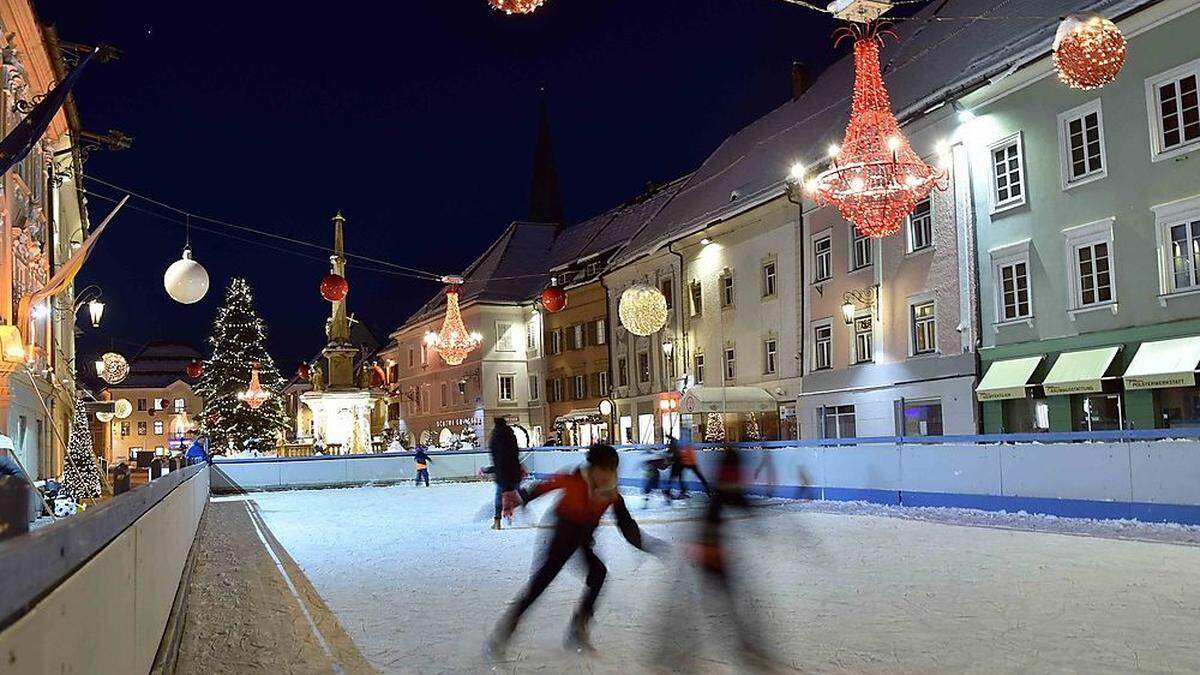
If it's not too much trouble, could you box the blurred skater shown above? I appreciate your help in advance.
[487,444,664,658]
[665,435,710,499]
[413,447,431,487]
[488,417,522,530]
[642,449,671,508]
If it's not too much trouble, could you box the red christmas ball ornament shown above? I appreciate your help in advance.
[541,280,567,313]
[297,363,310,380]
[186,360,203,379]
[320,274,349,302]
[488,0,546,15]
[1053,14,1127,91]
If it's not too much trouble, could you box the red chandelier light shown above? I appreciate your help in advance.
[810,28,943,239]
[488,0,546,15]
[237,364,271,409]
[425,278,482,366]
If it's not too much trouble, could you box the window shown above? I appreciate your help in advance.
[154,446,165,455]
[594,319,606,345]
[598,371,609,397]
[528,375,539,401]
[851,229,872,270]
[408,348,414,368]
[689,280,703,316]
[573,375,587,400]
[814,235,832,282]
[1155,196,1200,295]
[549,329,562,355]
[822,405,856,439]
[420,344,428,366]
[723,347,736,381]
[907,197,932,252]
[853,315,873,364]
[572,324,585,350]
[762,261,776,298]
[526,322,538,351]
[661,279,673,311]
[989,133,1026,211]
[720,272,735,307]
[999,260,1031,320]
[1169,220,1200,291]
[763,339,777,375]
[496,322,514,352]
[617,356,629,387]
[137,421,147,436]
[137,398,147,412]
[1075,241,1113,307]
[441,383,448,407]
[1058,100,1106,187]
[637,351,651,384]
[694,352,705,385]
[1147,59,1200,159]
[549,378,563,403]
[910,301,936,355]
[585,261,601,278]
[498,375,515,402]
[902,400,943,437]
[174,398,185,413]
[153,420,164,435]
[814,323,832,370]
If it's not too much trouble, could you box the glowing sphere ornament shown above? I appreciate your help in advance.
[113,398,133,420]
[99,352,130,385]
[95,411,114,423]
[320,274,349,302]
[541,279,567,313]
[297,363,310,380]
[186,360,203,379]
[164,247,210,304]
[488,0,546,15]
[810,28,943,239]
[618,284,669,336]
[1053,14,1127,91]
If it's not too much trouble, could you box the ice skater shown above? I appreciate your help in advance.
[413,446,431,487]
[487,444,665,658]
[642,449,671,508]
[487,417,522,530]
[665,435,710,499]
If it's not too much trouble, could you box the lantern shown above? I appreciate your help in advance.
[488,0,546,15]
[164,247,210,304]
[428,281,482,365]
[113,399,133,420]
[99,352,130,385]
[186,360,203,379]
[1053,14,1127,91]
[237,366,271,409]
[809,28,943,238]
[320,274,349,302]
[618,284,669,336]
[541,278,567,313]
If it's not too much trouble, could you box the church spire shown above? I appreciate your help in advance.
[527,92,565,226]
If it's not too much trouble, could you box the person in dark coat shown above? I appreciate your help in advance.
[487,417,522,530]
[413,447,432,487]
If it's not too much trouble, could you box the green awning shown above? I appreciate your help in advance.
[1124,336,1200,390]
[1042,346,1120,396]
[976,356,1043,401]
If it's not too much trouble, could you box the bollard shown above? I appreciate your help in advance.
[149,458,164,480]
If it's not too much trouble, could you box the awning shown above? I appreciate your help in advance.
[1123,336,1200,390]
[681,386,777,414]
[975,356,1043,401]
[555,409,601,423]
[1042,346,1120,396]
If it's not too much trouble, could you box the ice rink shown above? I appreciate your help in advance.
[227,481,1200,673]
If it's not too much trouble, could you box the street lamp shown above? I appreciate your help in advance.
[842,287,879,325]
[72,285,105,329]
[86,298,105,328]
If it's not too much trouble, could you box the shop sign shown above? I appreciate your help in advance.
[1042,380,1103,396]
[1124,372,1196,390]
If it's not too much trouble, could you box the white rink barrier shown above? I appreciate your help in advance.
[0,464,209,675]
[211,440,1200,524]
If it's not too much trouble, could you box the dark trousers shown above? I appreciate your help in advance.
[668,464,711,496]
[643,471,661,496]
[494,481,518,518]
[415,468,429,487]
[508,522,606,626]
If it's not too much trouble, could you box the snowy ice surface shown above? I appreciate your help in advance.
[229,483,1200,674]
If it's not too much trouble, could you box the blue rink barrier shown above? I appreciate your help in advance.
[212,433,1200,525]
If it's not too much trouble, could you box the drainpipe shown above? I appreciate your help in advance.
[666,242,688,385]
[598,275,616,442]
[785,188,805,440]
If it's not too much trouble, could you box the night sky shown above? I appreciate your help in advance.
[35,0,854,373]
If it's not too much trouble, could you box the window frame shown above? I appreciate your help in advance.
[617,355,629,387]
[1063,218,1117,314]
[174,398,185,413]
[495,321,515,352]
[1057,99,1107,190]
[720,270,735,308]
[849,227,873,271]
[813,232,832,282]
[988,132,1027,213]
[761,260,777,298]
[763,338,778,375]
[813,321,833,371]
[822,404,857,439]
[852,313,874,364]
[598,370,609,397]
[689,280,703,316]
[661,278,674,311]
[694,352,705,385]
[1153,195,1200,298]
[989,239,1033,324]
[153,420,164,435]
[573,374,587,400]
[906,196,933,253]
[1144,57,1200,162]
[909,298,937,357]
[637,350,651,384]
[497,373,516,402]
[723,346,736,381]
[595,319,607,345]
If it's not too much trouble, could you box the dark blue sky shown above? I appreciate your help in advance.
[37,0,850,372]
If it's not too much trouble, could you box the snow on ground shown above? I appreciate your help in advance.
[225,482,1200,674]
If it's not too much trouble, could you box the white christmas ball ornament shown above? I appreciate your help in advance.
[618,284,669,336]
[113,398,133,420]
[164,247,210,304]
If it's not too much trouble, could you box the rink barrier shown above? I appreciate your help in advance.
[0,464,209,675]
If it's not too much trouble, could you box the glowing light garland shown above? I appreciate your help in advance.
[488,0,546,15]
[618,284,669,336]
[425,283,482,366]
[810,28,943,239]
[99,352,130,385]
[1053,14,1127,91]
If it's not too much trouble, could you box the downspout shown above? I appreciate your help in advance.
[784,189,805,391]
[666,241,687,387]
[598,275,616,442]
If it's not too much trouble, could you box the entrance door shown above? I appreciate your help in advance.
[1077,394,1124,431]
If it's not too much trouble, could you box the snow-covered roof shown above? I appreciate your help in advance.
[103,341,202,390]
[611,0,1150,266]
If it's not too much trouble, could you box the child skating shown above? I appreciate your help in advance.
[487,443,665,659]
[413,447,431,487]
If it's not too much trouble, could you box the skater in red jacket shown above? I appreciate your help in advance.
[488,444,665,657]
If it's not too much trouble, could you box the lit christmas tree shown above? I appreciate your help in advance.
[61,397,102,500]
[195,278,287,454]
[704,412,726,442]
[745,412,761,441]
[458,423,478,449]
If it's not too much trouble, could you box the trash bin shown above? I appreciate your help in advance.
[112,462,131,495]
[0,475,31,541]
[149,458,163,480]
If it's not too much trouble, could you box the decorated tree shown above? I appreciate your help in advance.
[458,424,478,449]
[195,278,287,454]
[704,412,726,442]
[61,397,102,500]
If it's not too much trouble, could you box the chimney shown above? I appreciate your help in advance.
[791,61,810,100]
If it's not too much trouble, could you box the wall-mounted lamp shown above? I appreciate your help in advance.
[0,325,26,364]
[841,287,878,325]
[661,339,674,357]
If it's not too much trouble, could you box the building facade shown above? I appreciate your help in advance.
[541,280,610,445]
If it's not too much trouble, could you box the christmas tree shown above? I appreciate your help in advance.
[458,423,478,449]
[195,278,287,454]
[704,412,726,442]
[744,413,761,441]
[61,397,102,500]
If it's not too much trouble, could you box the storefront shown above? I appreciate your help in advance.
[553,409,609,446]
[1123,336,1200,429]
[680,386,779,442]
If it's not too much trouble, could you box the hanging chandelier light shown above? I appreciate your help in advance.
[809,25,943,239]
[425,277,482,366]
[1053,14,1127,91]
[237,365,271,409]
[488,0,546,15]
